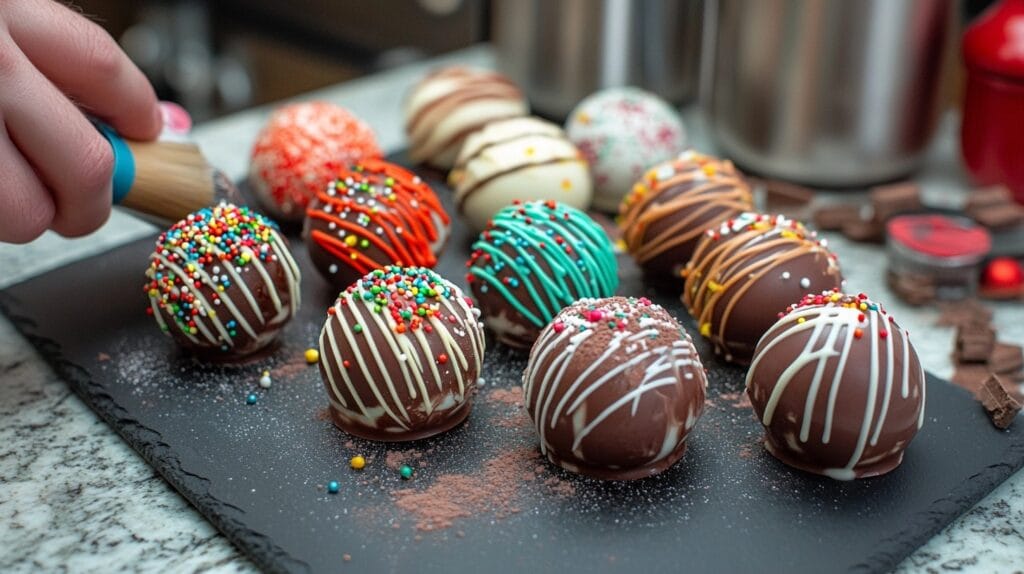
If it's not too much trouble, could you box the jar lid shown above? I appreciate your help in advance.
[887,214,991,261]
[963,0,1024,79]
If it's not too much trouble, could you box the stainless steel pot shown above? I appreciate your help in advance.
[492,0,703,119]
[702,0,953,187]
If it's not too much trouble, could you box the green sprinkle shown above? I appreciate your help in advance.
[353,324,363,333]
[399,465,414,480]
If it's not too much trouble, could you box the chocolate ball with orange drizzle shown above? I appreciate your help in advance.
[304,158,450,290]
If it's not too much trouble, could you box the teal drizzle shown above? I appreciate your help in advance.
[468,201,619,327]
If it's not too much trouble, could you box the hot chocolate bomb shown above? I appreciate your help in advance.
[318,266,485,441]
[746,291,926,480]
[523,297,707,480]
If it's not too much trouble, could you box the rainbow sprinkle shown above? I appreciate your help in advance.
[336,266,471,334]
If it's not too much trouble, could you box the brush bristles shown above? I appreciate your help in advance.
[119,140,216,221]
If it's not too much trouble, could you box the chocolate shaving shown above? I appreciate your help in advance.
[976,374,1021,429]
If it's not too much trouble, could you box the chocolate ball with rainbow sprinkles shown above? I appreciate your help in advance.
[317,266,485,441]
[144,202,301,360]
[466,200,618,349]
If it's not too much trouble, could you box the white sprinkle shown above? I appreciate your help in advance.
[800,277,811,288]
[328,264,338,274]
[259,374,272,388]
[477,378,486,387]
[782,271,791,280]
[328,222,337,230]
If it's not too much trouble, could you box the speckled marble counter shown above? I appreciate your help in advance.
[1,45,1021,573]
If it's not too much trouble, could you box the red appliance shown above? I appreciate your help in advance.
[961,0,1024,204]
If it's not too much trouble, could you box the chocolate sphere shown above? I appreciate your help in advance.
[304,158,449,290]
[466,200,619,349]
[404,66,528,170]
[682,213,843,364]
[249,102,381,222]
[318,266,485,441]
[523,297,707,480]
[619,150,753,279]
[144,203,301,359]
[746,291,926,480]
[449,116,593,232]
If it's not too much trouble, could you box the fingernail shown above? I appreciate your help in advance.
[159,101,192,135]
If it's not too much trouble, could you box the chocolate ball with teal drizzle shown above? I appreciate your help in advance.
[466,200,619,349]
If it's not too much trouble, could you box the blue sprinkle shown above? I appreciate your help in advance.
[246,393,258,405]
[327,480,340,494]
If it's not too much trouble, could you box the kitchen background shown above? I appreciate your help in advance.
[73,0,993,121]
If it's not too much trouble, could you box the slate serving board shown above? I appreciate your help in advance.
[2,161,1023,574]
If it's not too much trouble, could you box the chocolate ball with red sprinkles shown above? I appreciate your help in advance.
[466,200,618,349]
[249,102,381,222]
[144,202,302,360]
[318,266,485,441]
[304,158,450,290]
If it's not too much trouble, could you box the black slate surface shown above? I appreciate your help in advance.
[2,164,1024,574]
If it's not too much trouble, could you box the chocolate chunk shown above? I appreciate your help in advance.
[842,219,886,243]
[968,204,1024,230]
[966,185,1013,209]
[812,204,861,231]
[935,300,993,328]
[954,324,997,363]
[886,269,936,306]
[750,177,816,206]
[952,364,993,393]
[870,183,922,222]
[976,374,1021,429]
[990,343,1024,375]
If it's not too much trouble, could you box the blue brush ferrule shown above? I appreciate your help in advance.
[95,123,135,204]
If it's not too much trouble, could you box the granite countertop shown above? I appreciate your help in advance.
[1,45,1022,573]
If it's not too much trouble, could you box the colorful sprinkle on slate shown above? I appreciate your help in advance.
[327,480,340,494]
[399,465,414,480]
[246,392,259,405]
[336,266,471,334]
[305,348,320,364]
[350,455,366,470]
[258,370,272,388]
[144,203,282,339]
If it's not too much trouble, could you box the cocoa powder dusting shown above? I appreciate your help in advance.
[392,447,541,531]
[719,391,752,410]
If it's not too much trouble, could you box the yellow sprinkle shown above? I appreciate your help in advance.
[304,349,320,364]
[700,323,711,337]
[780,230,796,239]
[860,302,868,310]
[262,370,269,377]
[350,455,366,470]
[707,281,723,293]
[831,293,842,302]
[702,164,717,177]
[189,328,198,335]
[350,253,358,260]
[577,112,591,125]
[561,179,572,191]
[208,310,216,318]
[345,235,357,247]
[148,289,159,297]
[524,146,535,157]
[218,286,225,292]
[797,317,806,324]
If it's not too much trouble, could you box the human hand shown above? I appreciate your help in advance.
[1,0,162,243]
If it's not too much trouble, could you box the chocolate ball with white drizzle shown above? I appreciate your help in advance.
[144,203,301,360]
[523,297,707,480]
[746,290,926,480]
[318,266,485,441]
